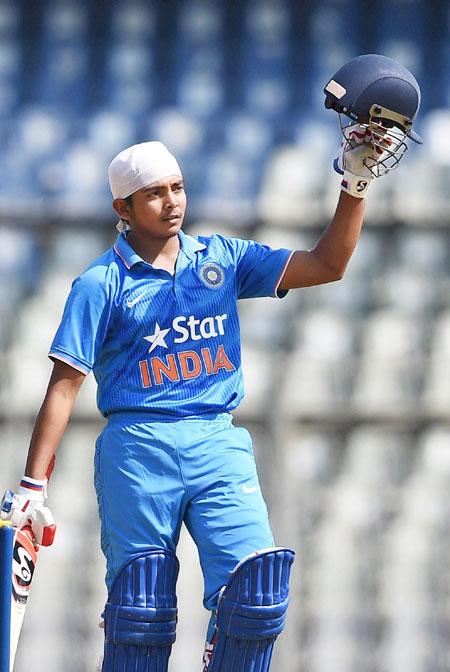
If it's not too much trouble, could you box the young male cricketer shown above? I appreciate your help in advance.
[2,135,382,671]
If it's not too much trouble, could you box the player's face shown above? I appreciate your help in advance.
[115,176,187,240]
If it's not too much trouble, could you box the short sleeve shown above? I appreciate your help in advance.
[232,238,293,300]
[48,268,112,374]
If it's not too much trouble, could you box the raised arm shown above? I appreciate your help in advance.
[279,191,365,290]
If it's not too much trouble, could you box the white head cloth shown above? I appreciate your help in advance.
[108,141,182,232]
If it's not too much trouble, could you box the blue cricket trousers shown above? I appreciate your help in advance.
[94,412,274,609]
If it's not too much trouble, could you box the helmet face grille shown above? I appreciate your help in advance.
[367,120,408,176]
[339,114,409,177]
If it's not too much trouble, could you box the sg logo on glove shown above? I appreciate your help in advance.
[356,180,368,192]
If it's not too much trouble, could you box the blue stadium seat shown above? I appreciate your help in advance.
[173,2,226,118]
[203,112,272,217]
[179,2,223,40]
[47,229,108,274]
[422,312,450,416]
[371,0,430,112]
[0,147,46,213]
[0,42,21,116]
[344,426,411,487]
[110,1,157,40]
[4,107,71,208]
[420,109,450,167]
[372,1,425,81]
[244,77,291,120]
[444,36,450,111]
[305,0,364,118]
[86,111,138,160]
[176,70,225,119]
[0,2,21,116]
[175,1,224,66]
[13,107,67,158]
[105,43,155,115]
[195,150,264,219]
[43,1,88,40]
[35,2,89,111]
[353,309,425,416]
[280,310,355,418]
[0,227,40,303]
[256,144,332,226]
[222,112,274,161]
[397,229,450,278]
[239,2,292,119]
[0,0,19,36]
[237,344,276,420]
[242,1,291,79]
[146,107,205,162]
[292,116,339,163]
[101,2,159,112]
[57,142,111,215]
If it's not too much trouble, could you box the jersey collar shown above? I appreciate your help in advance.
[178,230,206,260]
[113,230,206,270]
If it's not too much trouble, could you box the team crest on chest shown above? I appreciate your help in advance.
[199,262,224,289]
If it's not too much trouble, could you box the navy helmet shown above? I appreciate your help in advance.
[324,53,422,144]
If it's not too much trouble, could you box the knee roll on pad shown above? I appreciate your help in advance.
[102,549,179,672]
[209,547,295,672]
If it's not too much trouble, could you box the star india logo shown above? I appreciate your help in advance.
[143,314,228,354]
[139,313,234,388]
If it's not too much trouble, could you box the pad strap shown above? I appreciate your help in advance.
[105,604,177,646]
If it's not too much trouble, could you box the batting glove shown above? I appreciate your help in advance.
[1,476,56,546]
[333,124,380,198]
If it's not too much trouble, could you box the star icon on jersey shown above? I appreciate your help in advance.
[143,322,171,354]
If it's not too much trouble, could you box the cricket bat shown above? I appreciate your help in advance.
[9,526,38,669]
[9,457,56,672]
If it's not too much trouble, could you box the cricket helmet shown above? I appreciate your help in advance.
[324,53,422,175]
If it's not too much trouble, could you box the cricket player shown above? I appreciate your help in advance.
[1,53,422,672]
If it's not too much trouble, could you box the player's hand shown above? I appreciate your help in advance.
[333,124,383,198]
[1,477,56,546]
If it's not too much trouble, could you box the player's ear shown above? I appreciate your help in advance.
[113,198,131,221]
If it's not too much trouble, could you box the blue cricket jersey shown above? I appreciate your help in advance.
[49,231,293,417]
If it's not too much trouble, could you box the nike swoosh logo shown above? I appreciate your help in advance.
[126,293,146,308]
[242,484,260,494]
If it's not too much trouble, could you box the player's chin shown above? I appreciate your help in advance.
[161,216,183,235]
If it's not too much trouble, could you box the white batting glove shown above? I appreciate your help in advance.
[333,124,380,198]
[1,476,56,546]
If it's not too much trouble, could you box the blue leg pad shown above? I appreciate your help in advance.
[208,547,295,672]
[102,549,179,672]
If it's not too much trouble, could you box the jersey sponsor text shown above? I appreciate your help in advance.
[144,314,228,353]
[173,314,227,343]
[139,345,235,387]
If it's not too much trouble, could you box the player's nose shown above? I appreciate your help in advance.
[164,191,178,208]
[164,195,178,210]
